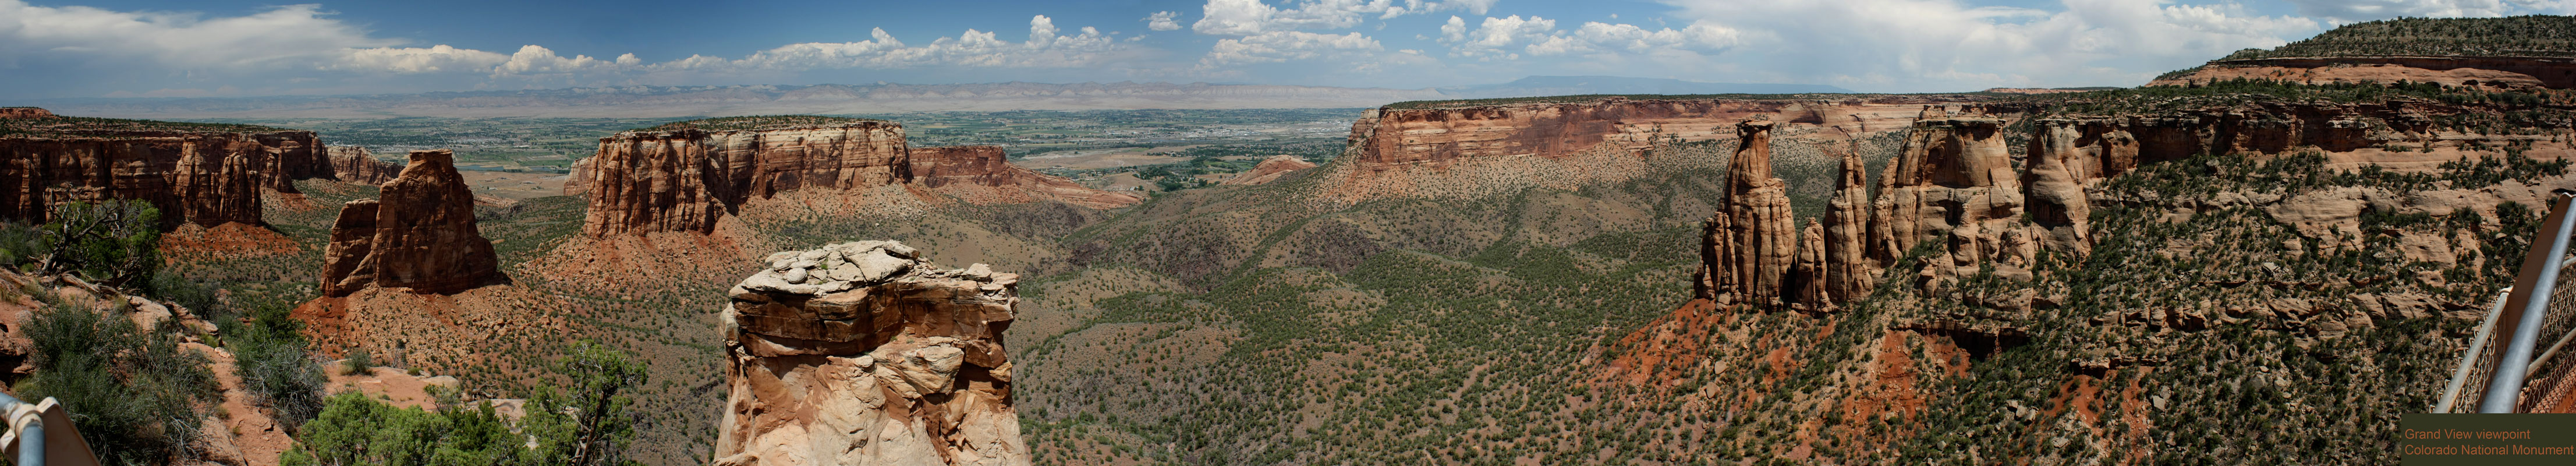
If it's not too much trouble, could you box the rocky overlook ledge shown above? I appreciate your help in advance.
[715,240,1029,466]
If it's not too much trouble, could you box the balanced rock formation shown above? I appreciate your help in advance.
[1,118,328,227]
[910,146,1142,209]
[714,241,1028,466]
[1222,155,1319,186]
[583,121,910,236]
[320,150,502,296]
[328,146,401,185]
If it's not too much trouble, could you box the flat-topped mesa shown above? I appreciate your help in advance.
[0,115,329,227]
[582,118,909,236]
[320,150,503,296]
[328,146,401,185]
[0,107,52,119]
[910,145,1143,209]
[2148,16,2576,89]
[714,241,1029,466]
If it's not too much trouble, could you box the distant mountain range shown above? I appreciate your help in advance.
[17,76,1855,119]
[1441,75,1852,97]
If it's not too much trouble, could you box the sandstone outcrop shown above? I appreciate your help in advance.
[320,150,502,296]
[1222,154,1319,186]
[1705,121,1799,308]
[328,146,401,185]
[911,146,1142,209]
[583,121,910,236]
[1822,145,1877,300]
[0,122,328,227]
[714,241,1028,466]
[563,156,596,197]
[1870,116,2034,277]
[0,107,52,119]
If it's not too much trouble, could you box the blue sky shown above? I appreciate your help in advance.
[2,0,2569,98]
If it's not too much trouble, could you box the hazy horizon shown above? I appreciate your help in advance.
[7,0,2570,100]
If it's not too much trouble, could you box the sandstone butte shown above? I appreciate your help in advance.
[576,120,1137,237]
[0,107,408,229]
[327,146,402,185]
[1220,154,1319,186]
[320,149,504,296]
[714,240,1027,466]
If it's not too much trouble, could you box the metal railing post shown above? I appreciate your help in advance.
[2483,192,2576,413]
[0,393,39,466]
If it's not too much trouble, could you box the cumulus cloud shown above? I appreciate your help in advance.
[1194,0,1498,35]
[1202,31,1384,66]
[1146,11,1184,31]
[2284,0,2570,23]
[336,45,508,73]
[1646,0,2322,91]
[0,1,395,69]
[714,16,1122,71]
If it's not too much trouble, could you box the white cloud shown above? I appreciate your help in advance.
[1202,31,1384,65]
[1438,15,1557,59]
[1193,0,1498,35]
[2284,0,2569,23]
[337,45,508,73]
[1146,11,1184,31]
[1649,0,2322,91]
[0,1,395,69]
[715,16,1122,71]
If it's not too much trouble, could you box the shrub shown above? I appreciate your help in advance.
[342,347,374,376]
[22,302,218,465]
[34,200,161,287]
[231,303,327,433]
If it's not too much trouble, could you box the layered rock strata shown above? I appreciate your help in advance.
[910,146,1142,209]
[328,146,401,185]
[714,241,1028,466]
[0,127,327,227]
[1348,97,1963,168]
[0,108,52,119]
[1221,154,1320,186]
[583,122,910,236]
[1698,122,1884,311]
[320,150,502,296]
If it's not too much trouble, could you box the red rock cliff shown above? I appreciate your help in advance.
[0,108,53,119]
[582,122,910,236]
[714,241,1028,466]
[320,150,502,296]
[910,145,1142,209]
[1,126,327,227]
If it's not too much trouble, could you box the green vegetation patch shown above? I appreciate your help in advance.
[2220,15,2576,60]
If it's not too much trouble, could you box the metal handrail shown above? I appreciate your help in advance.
[2437,287,2511,412]
[0,393,40,466]
[2482,190,2576,413]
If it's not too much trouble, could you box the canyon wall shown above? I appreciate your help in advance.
[320,149,502,296]
[582,122,910,236]
[1346,97,1948,169]
[911,145,1142,209]
[0,129,328,227]
[714,241,1027,466]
